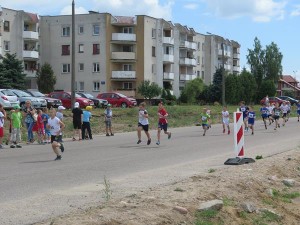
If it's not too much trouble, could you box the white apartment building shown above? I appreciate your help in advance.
[0,7,39,88]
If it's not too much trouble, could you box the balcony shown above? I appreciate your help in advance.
[112,71,136,79]
[163,37,174,45]
[163,54,174,63]
[163,72,174,80]
[233,53,240,58]
[218,49,231,57]
[180,58,196,66]
[23,50,39,60]
[180,74,196,81]
[111,52,135,60]
[233,66,240,72]
[24,70,37,78]
[23,31,39,40]
[180,41,197,50]
[224,64,231,70]
[112,33,136,42]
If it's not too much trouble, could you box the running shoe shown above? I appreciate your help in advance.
[156,141,160,145]
[110,133,114,136]
[137,140,142,144]
[72,137,76,141]
[228,130,230,135]
[251,132,254,135]
[106,133,110,136]
[203,133,205,136]
[265,125,267,129]
[55,155,62,160]
[16,144,22,148]
[147,139,151,145]
[168,133,172,139]
[10,145,16,148]
[60,143,64,153]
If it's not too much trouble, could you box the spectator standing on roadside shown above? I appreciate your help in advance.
[72,102,83,141]
[42,108,51,144]
[0,104,5,149]
[10,105,22,148]
[104,104,114,136]
[82,106,93,140]
[22,100,35,144]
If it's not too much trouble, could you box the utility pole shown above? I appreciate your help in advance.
[71,0,76,109]
[221,41,225,106]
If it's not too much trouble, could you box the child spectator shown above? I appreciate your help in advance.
[104,104,114,136]
[0,109,4,149]
[82,106,93,140]
[36,109,45,144]
[10,105,22,148]
[42,108,51,144]
[72,102,83,141]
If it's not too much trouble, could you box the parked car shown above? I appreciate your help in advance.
[10,89,47,109]
[278,96,299,105]
[0,89,20,109]
[25,89,62,109]
[76,92,108,108]
[260,97,287,106]
[96,92,137,108]
[48,91,94,109]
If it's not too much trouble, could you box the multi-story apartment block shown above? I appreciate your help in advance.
[204,34,241,84]
[0,7,39,88]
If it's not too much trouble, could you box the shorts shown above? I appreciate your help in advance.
[138,123,149,132]
[0,127,3,137]
[273,115,280,120]
[297,110,300,115]
[158,123,168,131]
[202,123,208,128]
[282,113,287,118]
[73,120,82,129]
[222,118,229,125]
[45,129,51,137]
[105,120,112,128]
[248,119,254,125]
[262,115,268,120]
[51,135,62,143]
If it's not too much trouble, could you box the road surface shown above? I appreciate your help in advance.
[0,118,299,225]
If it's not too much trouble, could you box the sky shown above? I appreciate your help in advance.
[1,0,299,79]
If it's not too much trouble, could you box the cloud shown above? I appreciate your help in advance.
[291,4,300,16]
[202,0,286,22]
[60,5,88,15]
[184,3,198,10]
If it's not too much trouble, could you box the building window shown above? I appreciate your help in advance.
[4,21,10,32]
[152,46,156,57]
[123,82,133,90]
[62,64,71,73]
[79,44,84,53]
[93,24,100,35]
[93,63,100,72]
[123,64,133,71]
[78,25,84,34]
[4,41,10,51]
[93,81,100,91]
[79,63,84,71]
[152,28,156,38]
[62,26,70,37]
[123,27,133,34]
[79,82,84,91]
[62,45,70,55]
[93,44,100,54]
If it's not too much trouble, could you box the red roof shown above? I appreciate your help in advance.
[282,75,298,83]
[279,79,300,91]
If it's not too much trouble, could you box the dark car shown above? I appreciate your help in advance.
[76,92,108,108]
[260,97,287,106]
[97,92,137,108]
[25,90,62,109]
[48,91,94,109]
[278,96,299,105]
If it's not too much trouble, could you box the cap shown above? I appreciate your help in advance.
[14,105,21,109]
[58,106,66,110]
[74,102,79,108]
[107,104,111,107]
[86,106,92,111]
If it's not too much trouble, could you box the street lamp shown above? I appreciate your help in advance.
[71,0,76,109]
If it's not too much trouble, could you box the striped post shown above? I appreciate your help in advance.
[234,111,244,157]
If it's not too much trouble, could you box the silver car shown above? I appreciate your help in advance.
[10,89,47,109]
[0,89,20,109]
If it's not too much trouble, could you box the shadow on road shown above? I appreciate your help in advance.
[20,160,55,164]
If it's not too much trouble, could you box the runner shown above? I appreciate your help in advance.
[156,102,171,145]
[248,106,256,135]
[297,101,300,122]
[239,101,249,131]
[221,106,230,135]
[286,101,291,122]
[280,101,289,126]
[267,103,275,125]
[200,108,210,136]
[46,109,65,160]
[137,102,151,145]
[272,103,281,130]
[260,104,269,129]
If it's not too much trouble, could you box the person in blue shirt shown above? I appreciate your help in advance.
[239,101,249,131]
[260,104,268,129]
[247,106,256,135]
[81,106,92,140]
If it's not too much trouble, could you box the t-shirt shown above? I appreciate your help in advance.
[138,109,149,125]
[222,111,229,119]
[37,114,44,130]
[260,107,268,117]
[104,109,112,121]
[0,112,4,127]
[48,116,61,136]
[23,106,34,123]
[56,112,63,121]
[239,106,249,118]
[280,105,289,113]
[41,113,49,128]
[72,108,83,122]
[267,106,274,115]
[158,108,168,124]
[82,110,92,122]
[297,103,300,111]
[273,107,281,116]
[248,111,256,119]
[201,113,210,124]
[11,111,22,128]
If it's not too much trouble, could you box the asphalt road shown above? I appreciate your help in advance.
[0,118,300,225]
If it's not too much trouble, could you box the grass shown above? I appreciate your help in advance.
[222,197,235,207]
[208,168,216,173]
[195,209,223,225]
[102,175,112,202]
[174,187,185,192]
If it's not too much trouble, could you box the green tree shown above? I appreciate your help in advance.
[0,53,26,89]
[36,63,56,93]
[225,73,241,105]
[239,69,257,104]
[179,78,204,103]
[137,80,162,102]
[264,42,283,83]
[258,80,276,100]
[210,68,223,103]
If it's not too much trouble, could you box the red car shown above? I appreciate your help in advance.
[260,97,287,106]
[48,91,94,109]
[97,92,137,108]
